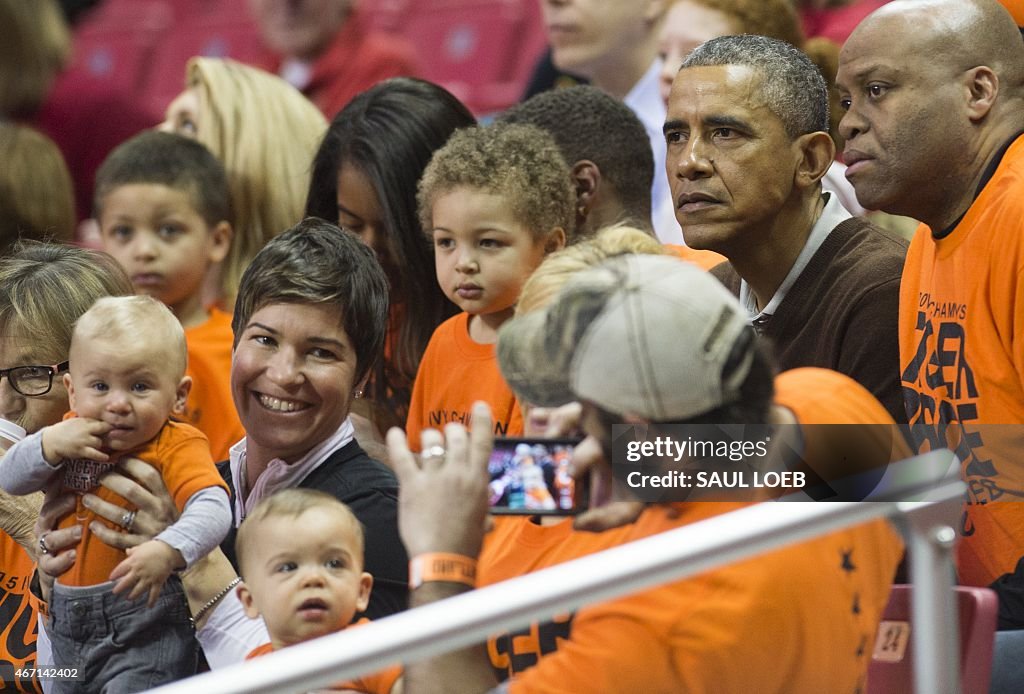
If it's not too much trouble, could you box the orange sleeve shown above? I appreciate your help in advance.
[662,244,727,271]
[156,422,228,510]
[184,308,245,461]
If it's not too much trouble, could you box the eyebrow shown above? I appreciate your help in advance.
[336,202,363,219]
[841,64,900,85]
[663,114,752,134]
[246,322,349,352]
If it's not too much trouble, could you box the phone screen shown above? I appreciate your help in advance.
[487,437,586,515]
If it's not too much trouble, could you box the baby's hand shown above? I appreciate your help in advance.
[40,419,112,465]
[110,539,184,607]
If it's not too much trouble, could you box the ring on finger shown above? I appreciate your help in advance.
[38,534,51,556]
[119,509,137,532]
[421,445,447,461]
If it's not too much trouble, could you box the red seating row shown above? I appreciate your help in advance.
[65,0,547,118]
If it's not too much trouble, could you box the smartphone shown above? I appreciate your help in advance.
[487,437,587,515]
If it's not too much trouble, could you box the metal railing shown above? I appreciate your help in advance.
[151,450,965,694]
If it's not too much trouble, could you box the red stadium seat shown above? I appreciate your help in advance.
[867,585,997,694]
[144,12,266,116]
[397,0,547,114]
[66,0,172,93]
[362,0,411,33]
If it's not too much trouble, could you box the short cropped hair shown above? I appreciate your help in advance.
[232,218,389,387]
[74,295,188,379]
[500,86,653,226]
[93,131,232,227]
[681,35,828,138]
[417,123,575,240]
[235,489,365,578]
[0,242,133,364]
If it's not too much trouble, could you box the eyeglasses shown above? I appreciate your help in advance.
[0,361,70,396]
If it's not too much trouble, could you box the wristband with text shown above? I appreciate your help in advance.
[409,552,477,590]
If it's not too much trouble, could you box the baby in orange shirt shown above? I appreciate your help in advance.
[0,295,231,691]
[237,489,402,694]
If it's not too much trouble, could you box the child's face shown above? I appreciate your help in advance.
[98,183,230,320]
[237,506,372,649]
[431,187,561,321]
[65,334,189,452]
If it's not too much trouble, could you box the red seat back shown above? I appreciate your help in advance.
[867,585,997,694]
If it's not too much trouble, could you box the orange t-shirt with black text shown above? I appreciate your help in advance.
[0,533,41,692]
[246,618,401,694]
[183,307,245,461]
[56,417,227,587]
[483,368,903,693]
[405,312,523,452]
[898,134,1024,587]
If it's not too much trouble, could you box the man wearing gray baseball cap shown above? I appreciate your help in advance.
[388,253,905,694]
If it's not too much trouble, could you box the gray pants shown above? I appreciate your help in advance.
[48,576,196,694]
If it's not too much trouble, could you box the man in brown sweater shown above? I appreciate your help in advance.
[664,34,908,423]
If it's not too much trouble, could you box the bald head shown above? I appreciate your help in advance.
[854,0,1024,87]
[837,0,1024,228]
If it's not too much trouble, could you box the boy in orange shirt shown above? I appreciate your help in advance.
[0,295,231,692]
[93,131,244,460]
[405,123,574,449]
[237,489,401,694]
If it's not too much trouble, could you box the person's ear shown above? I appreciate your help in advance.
[544,227,567,254]
[964,66,998,122]
[793,131,835,190]
[571,160,602,225]
[207,221,233,264]
[64,373,76,410]
[355,571,373,613]
[175,376,193,415]
[237,581,261,620]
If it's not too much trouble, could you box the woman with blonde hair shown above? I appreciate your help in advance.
[161,57,328,305]
[0,123,75,254]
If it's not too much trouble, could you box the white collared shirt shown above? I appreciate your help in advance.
[227,417,356,525]
[624,59,685,246]
[739,192,853,322]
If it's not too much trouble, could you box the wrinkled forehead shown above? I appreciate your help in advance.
[668,64,772,121]
[842,7,950,75]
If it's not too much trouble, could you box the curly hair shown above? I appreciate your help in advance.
[417,123,575,241]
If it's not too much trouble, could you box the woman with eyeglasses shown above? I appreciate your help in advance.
[0,240,133,693]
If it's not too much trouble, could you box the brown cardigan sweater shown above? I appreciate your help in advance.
[711,217,909,423]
